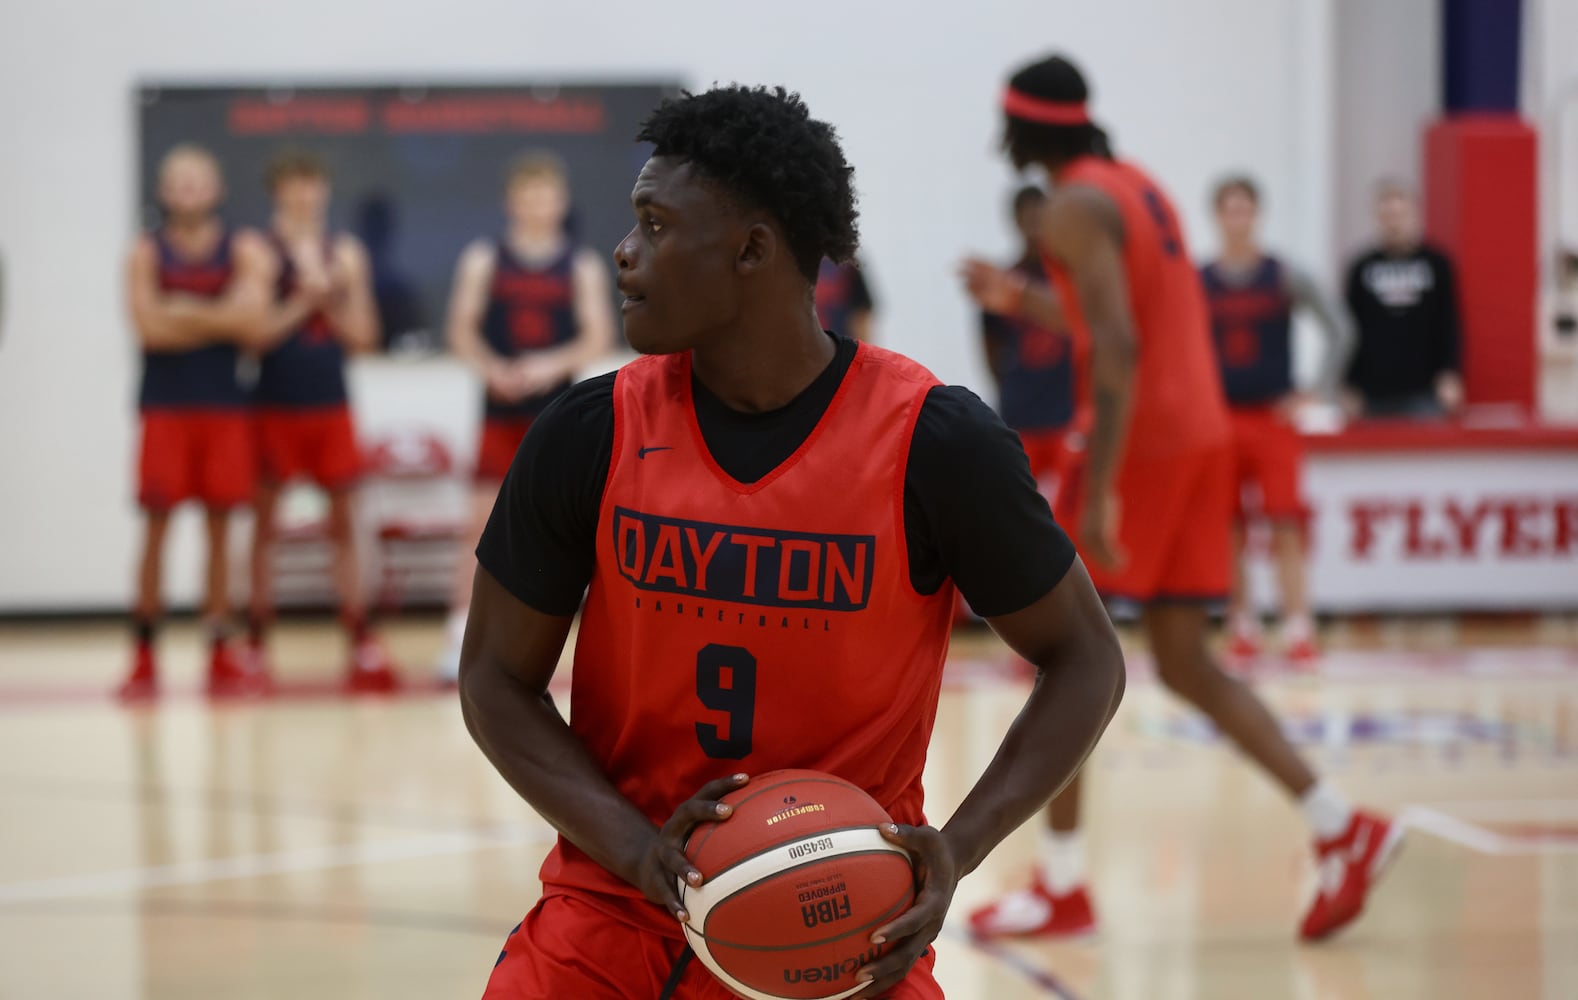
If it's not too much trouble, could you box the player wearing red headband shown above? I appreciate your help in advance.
[962,54,1401,943]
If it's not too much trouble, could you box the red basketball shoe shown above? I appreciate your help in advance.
[1300,810,1404,941]
[346,636,400,693]
[208,641,271,698]
[968,877,1097,940]
[117,645,159,700]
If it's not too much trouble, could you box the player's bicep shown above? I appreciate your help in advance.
[336,237,381,349]
[571,250,616,352]
[445,242,494,348]
[462,565,574,694]
[985,558,1119,674]
[125,241,166,342]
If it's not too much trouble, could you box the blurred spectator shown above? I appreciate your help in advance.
[247,149,396,693]
[815,257,876,342]
[1343,180,1464,419]
[117,144,274,699]
[1200,175,1348,665]
[435,151,616,681]
[977,186,1077,491]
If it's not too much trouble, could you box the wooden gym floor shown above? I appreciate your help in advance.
[0,615,1574,999]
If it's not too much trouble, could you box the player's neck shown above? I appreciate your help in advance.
[690,310,836,414]
[1381,235,1420,257]
[507,226,566,261]
[273,213,324,243]
[1219,242,1262,268]
[162,214,222,256]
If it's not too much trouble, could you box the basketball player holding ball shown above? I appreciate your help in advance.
[119,145,275,699]
[962,54,1399,942]
[436,152,616,681]
[461,87,1126,998]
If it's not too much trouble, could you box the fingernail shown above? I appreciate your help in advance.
[871,934,886,945]
[675,909,688,922]
[688,870,702,885]
[716,803,731,816]
[883,823,898,835]
[733,773,748,781]
[859,972,874,982]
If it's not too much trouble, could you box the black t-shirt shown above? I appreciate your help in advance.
[477,335,1076,619]
[1344,244,1461,400]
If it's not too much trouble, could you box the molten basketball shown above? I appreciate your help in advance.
[679,769,916,1000]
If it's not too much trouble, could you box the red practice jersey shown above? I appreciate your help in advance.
[1045,156,1230,459]
[539,344,957,937]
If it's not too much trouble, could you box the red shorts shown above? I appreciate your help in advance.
[1017,428,1077,495]
[1228,405,1305,520]
[484,893,941,1000]
[137,409,257,510]
[256,406,361,491]
[1056,444,1233,603]
[476,418,533,482]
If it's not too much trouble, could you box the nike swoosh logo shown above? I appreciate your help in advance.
[637,446,674,459]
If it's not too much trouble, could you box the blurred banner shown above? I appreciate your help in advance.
[137,81,680,353]
[1246,430,1578,612]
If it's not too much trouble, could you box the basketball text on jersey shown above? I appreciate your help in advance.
[612,507,873,611]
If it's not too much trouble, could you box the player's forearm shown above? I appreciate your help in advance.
[448,323,502,374]
[940,621,1124,877]
[1083,329,1137,499]
[460,663,656,885]
[1019,282,1065,330]
[326,303,378,353]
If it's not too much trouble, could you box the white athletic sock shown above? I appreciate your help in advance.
[446,609,468,645]
[1230,610,1262,640]
[1037,829,1087,896]
[1299,779,1354,841]
[1283,613,1316,644]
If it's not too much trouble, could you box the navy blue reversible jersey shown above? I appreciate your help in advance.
[481,240,579,420]
[138,229,249,411]
[255,233,349,408]
[813,258,874,338]
[1200,256,1295,405]
[982,258,1075,433]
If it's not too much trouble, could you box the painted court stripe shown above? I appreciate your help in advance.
[1398,806,1578,856]
[941,927,1083,1000]
[0,826,545,906]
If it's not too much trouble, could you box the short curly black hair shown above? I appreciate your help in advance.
[636,85,858,282]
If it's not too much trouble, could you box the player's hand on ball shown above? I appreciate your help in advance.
[636,772,749,924]
[856,823,958,996]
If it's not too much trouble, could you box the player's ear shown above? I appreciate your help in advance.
[736,221,776,276]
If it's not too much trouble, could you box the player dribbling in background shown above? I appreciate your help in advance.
[460,86,1126,998]
[436,152,615,681]
[963,54,1401,943]
[119,145,274,699]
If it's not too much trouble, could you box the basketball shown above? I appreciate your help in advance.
[679,769,917,1000]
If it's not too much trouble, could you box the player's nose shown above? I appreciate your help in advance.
[614,228,640,271]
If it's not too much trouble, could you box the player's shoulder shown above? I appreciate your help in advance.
[330,230,370,261]
[459,237,500,269]
[537,372,617,436]
[129,231,161,263]
[915,384,1010,450]
[228,226,275,263]
[853,343,941,389]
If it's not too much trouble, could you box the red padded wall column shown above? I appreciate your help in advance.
[1423,115,1538,410]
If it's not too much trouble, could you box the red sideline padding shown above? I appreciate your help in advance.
[1301,422,1578,454]
[1424,115,1538,411]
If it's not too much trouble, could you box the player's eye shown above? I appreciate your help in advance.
[644,216,664,235]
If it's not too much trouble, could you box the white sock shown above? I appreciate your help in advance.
[1299,779,1354,841]
[1230,611,1262,640]
[1037,829,1086,896]
[446,609,468,645]
[1283,613,1315,644]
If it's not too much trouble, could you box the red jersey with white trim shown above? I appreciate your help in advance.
[540,344,957,936]
[1045,156,1230,459]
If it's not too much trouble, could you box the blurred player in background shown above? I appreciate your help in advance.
[1200,176,1349,666]
[962,54,1399,942]
[979,185,1078,496]
[118,144,273,699]
[436,152,615,680]
[815,256,877,341]
[246,150,394,692]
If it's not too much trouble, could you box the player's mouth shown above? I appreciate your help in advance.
[621,294,646,312]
